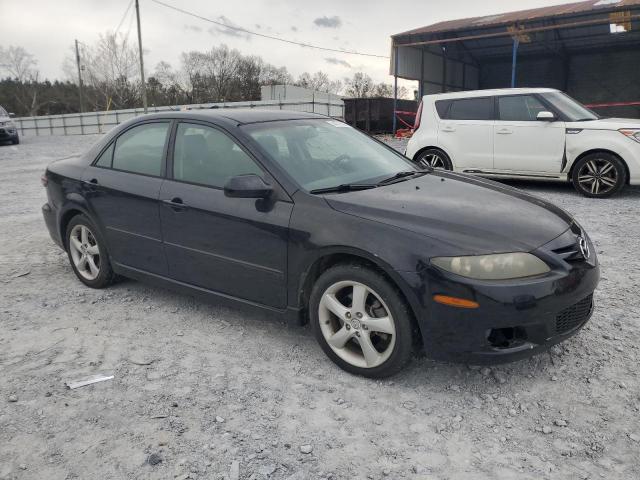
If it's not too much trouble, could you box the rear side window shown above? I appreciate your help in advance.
[435,100,451,118]
[112,122,170,176]
[498,95,547,121]
[448,98,494,121]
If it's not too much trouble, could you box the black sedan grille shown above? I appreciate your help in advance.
[555,294,593,334]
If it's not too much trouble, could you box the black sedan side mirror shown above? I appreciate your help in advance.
[224,174,273,199]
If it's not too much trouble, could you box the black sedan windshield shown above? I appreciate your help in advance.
[244,119,416,191]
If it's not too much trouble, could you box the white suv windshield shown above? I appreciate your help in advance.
[245,119,415,191]
[540,92,599,121]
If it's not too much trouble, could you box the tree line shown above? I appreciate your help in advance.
[0,35,409,117]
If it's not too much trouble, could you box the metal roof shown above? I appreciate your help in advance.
[393,0,640,38]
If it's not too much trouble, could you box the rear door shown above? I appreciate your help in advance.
[437,97,494,170]
[158,121,292,308]
[493,94,565,173]
[82,121,171,275]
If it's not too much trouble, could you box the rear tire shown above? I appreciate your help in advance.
[571,152,626,198]
[65,214,115,288]
[415,148,453,170]
[309,263,414,378]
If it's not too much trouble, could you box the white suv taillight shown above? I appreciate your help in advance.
[413,101,423,131]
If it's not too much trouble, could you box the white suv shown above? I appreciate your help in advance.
[405,88,640,198]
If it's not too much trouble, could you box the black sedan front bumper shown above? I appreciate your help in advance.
[403,234,599,364]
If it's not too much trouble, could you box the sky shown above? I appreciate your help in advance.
[3,0,583,90]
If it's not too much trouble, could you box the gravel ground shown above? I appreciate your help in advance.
[1,134,639,480]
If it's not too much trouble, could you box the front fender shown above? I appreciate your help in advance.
[566,130,640,183]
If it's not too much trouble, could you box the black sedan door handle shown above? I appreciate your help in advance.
[84,178,99,190]
[162,197,188,211]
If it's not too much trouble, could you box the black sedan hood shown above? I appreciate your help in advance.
[324,171,574,255]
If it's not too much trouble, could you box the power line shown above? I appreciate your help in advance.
[149,0,390,59]
[114,0,134,35]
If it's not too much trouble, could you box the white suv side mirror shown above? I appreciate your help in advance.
[537,111,555,121]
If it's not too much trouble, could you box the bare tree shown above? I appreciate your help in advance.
[64,33,141,110]
[344,72,373,98]
[0,46,42,115]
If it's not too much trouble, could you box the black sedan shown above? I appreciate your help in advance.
[42,110,599,377]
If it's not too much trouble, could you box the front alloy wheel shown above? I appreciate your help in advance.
[310,264,414,378]
[572,153,626,198]
[319,281,396,369]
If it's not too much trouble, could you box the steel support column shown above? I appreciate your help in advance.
[511,37,520,88]
[393,45,399,135]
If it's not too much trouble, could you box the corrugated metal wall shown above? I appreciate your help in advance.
[478,48,640,118]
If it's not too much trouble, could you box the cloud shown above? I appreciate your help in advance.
[184,24,202,33]
[209,15,250,39]
[313,16,342,28]
[291,26,298,32]
[325,57,351,68]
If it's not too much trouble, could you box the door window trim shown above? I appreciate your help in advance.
[90,120,173,179]
[494,94,557,122]
[167,119,273,192]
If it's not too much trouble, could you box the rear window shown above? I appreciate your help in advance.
[448,97,494,121]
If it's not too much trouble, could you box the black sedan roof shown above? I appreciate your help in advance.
[141,108,325,125]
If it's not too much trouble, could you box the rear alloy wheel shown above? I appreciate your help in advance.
[572,153,626,198]
[415,148,452,170]
[66,214,115,288]
[310,264,414,378]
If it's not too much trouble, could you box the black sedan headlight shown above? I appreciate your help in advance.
[431,252,550,280]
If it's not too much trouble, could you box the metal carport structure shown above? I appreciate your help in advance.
[390,0,640,131]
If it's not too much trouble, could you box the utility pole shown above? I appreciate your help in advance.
[74,39,85,113]
[135,0,148,113]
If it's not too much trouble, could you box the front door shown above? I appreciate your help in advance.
[82,121,171,275]
[159,121,292,309]
[437,96,495,170]
[493,94,566,173]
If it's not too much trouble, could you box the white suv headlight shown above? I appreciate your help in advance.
[619,129,640,143]
[431,252,550,280]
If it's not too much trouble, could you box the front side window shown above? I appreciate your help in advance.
[540,91,599,121]
[245,119,415,191]
[448,98,493,121]
[498,95,548,121]
[113,122,170,176]
[95,143,114,168]
[173,123,263,188]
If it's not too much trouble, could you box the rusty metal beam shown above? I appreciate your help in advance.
[394,14,640,48]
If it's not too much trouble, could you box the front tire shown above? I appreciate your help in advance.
[11,136,19,145]
[415,148,453,170]
[65,214,115,288]
[571,153,626,198]
[309,264,414,378]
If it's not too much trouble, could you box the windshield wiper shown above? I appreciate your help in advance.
[376,170,427,186]
[309,183,377,194]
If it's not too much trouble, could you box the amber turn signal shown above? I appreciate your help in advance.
[433,294,479,309]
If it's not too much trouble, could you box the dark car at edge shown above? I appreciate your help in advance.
[41,110,599,377]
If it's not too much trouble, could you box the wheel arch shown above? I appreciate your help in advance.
[569,149,630,185]
[296,248,423,342]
